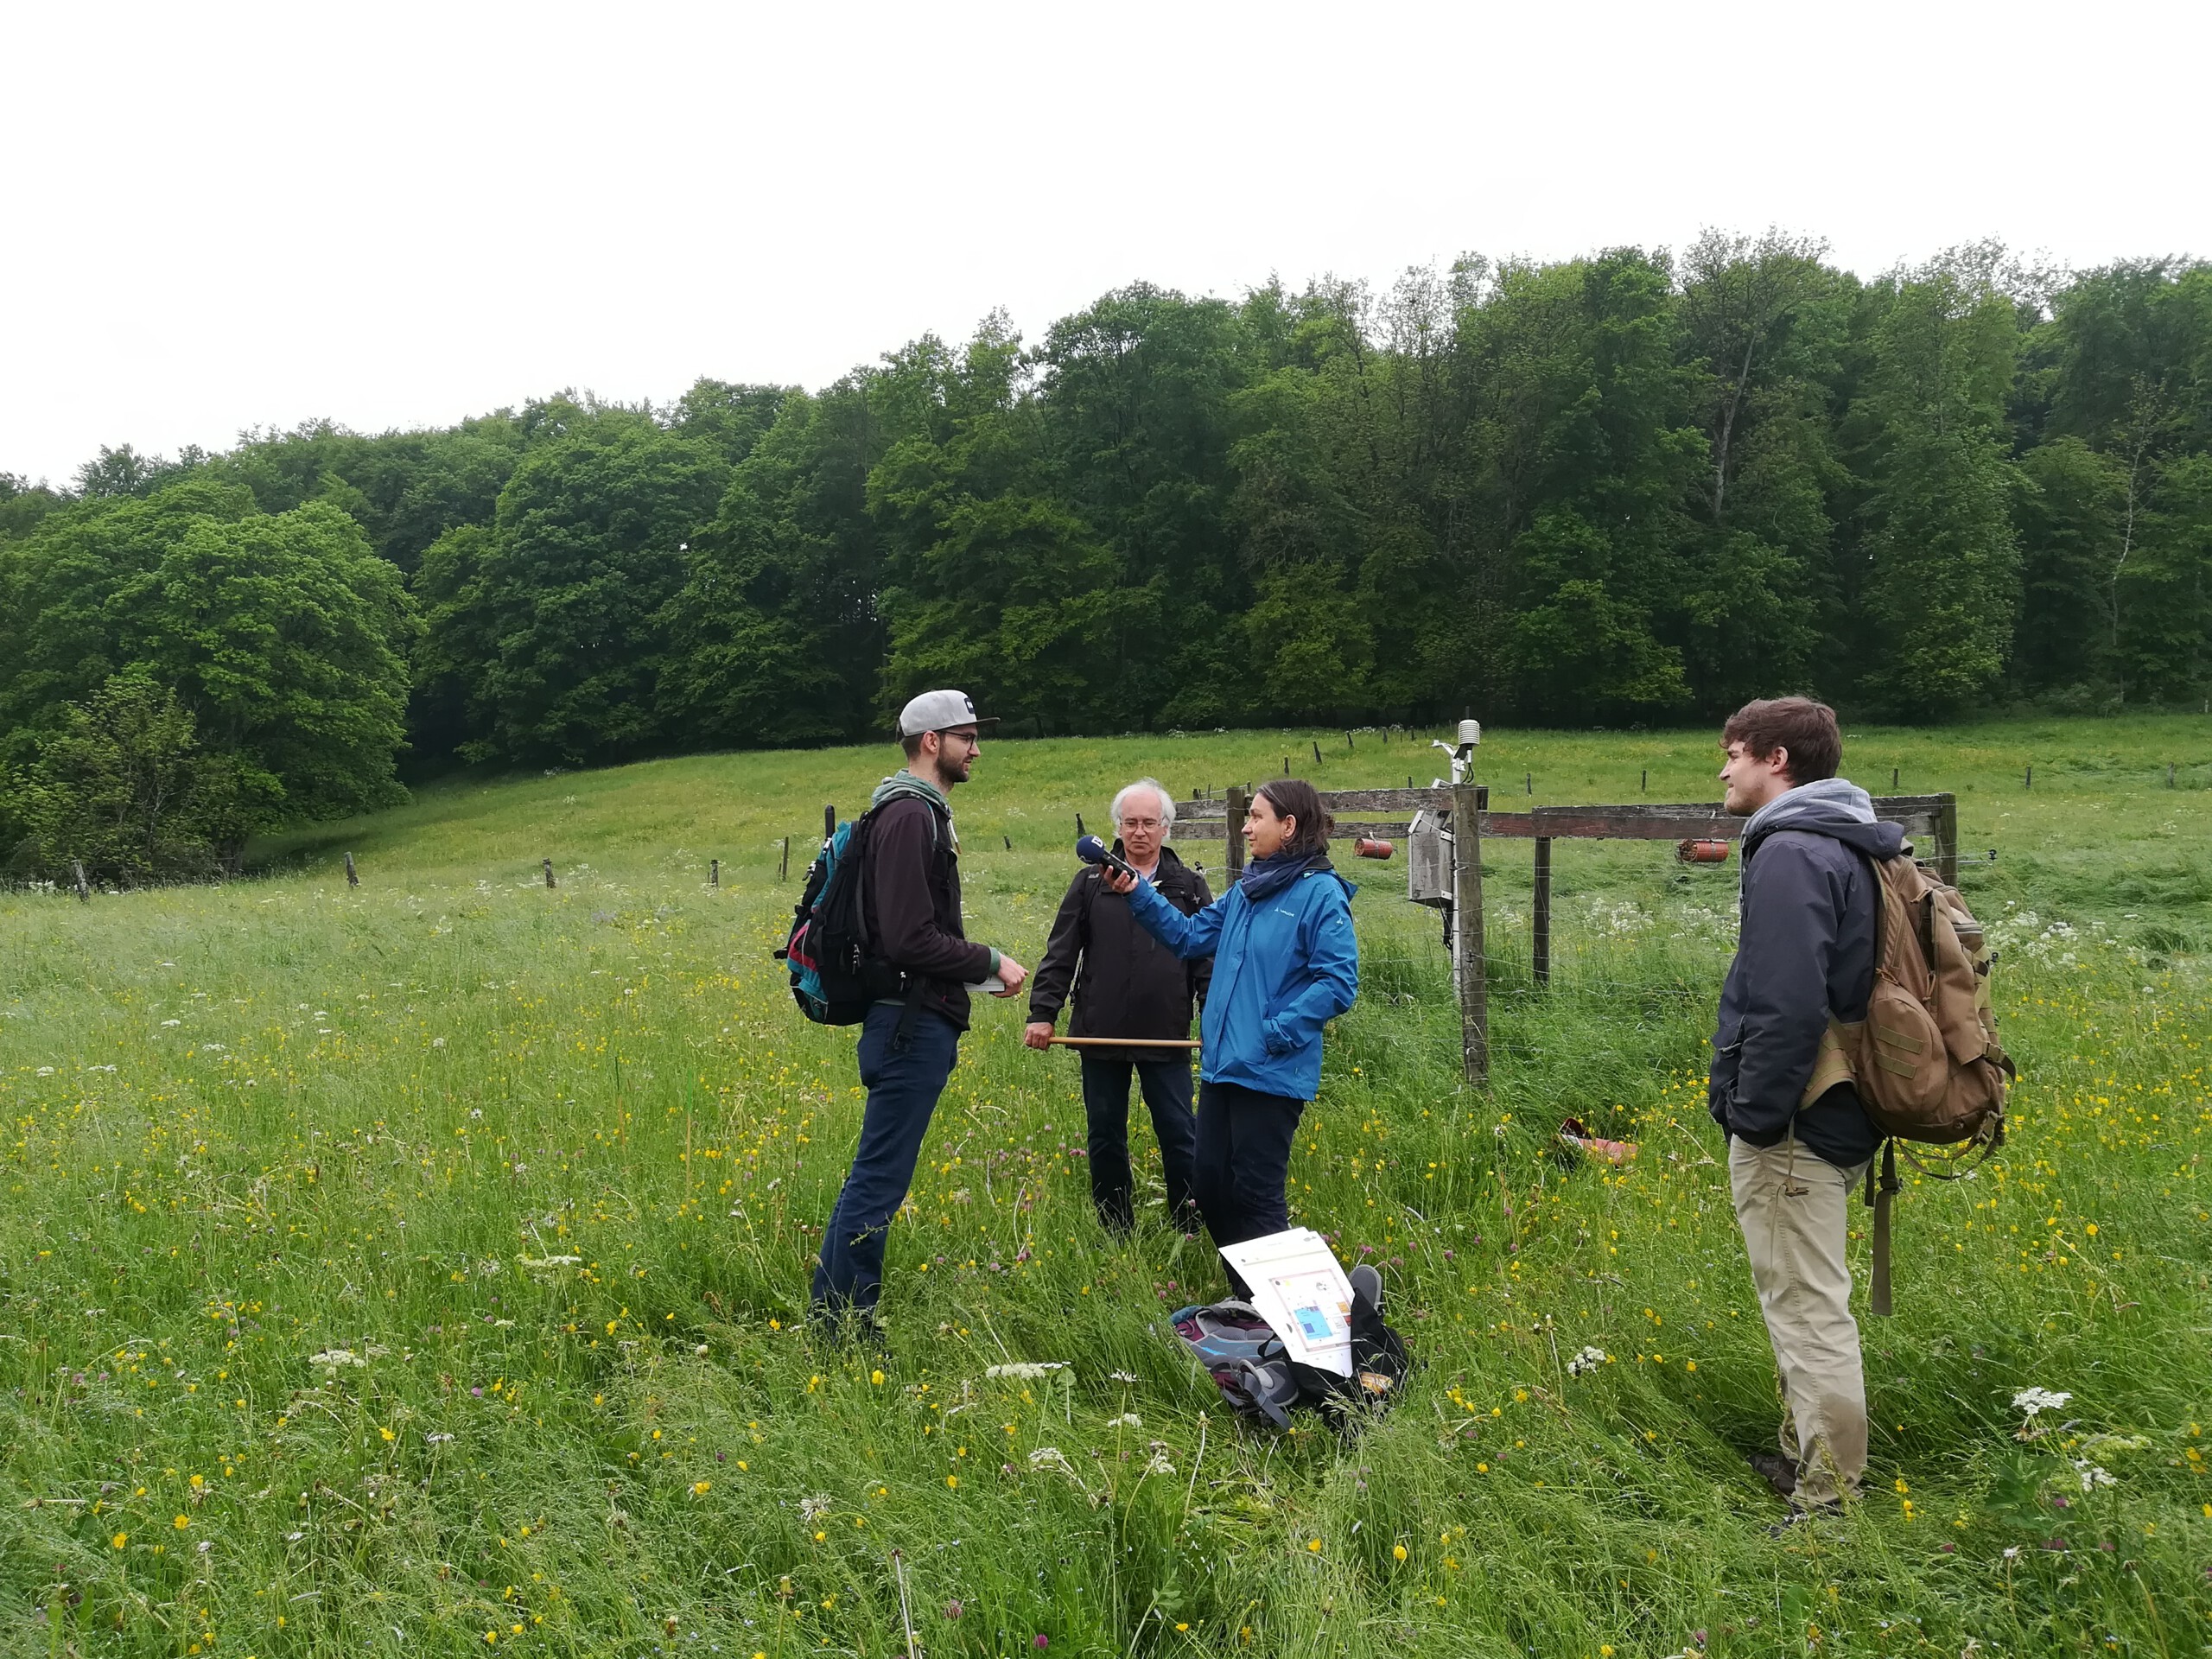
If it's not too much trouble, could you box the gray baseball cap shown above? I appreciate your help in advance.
[896,689,997,737]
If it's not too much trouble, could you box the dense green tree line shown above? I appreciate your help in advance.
[3,238,2209,874]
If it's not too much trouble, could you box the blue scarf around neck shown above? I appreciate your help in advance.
[1239,851,1332,905]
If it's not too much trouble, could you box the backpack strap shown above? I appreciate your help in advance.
[1864,1141,1901,1317]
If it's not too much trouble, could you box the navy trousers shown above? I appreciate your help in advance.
[1078,1054,1198,1232]
[1192,1079,1306,1297]
[810,1002,961,1325]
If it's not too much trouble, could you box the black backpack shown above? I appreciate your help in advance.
[776,800,945,1026]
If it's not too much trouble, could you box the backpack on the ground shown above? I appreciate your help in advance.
[1800,849,2013,1313]
[1171,1294,1410,1429]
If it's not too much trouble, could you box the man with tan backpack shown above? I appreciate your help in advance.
[1708,698,2009,1522]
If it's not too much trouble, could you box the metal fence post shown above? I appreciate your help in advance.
[1452,783,1487,1086]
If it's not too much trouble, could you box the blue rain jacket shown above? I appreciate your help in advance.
[1126,865,1358,1100]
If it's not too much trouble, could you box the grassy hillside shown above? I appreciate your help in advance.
[3,715,2209,1656]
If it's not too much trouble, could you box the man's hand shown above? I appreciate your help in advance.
[994,955,1029,996]
[1022,1020,1054,1050]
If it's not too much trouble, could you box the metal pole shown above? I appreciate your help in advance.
[1452,782,1488,1086]
[1532,836,1552,989]
[1224,785,1247,880]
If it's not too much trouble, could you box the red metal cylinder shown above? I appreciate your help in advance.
[1676,838,1731,864]
[1354,837,1395,860]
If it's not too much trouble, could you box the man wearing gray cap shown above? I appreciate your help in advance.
[810,689,1029,1338]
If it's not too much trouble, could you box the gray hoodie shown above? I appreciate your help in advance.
[1707,777,1904,1166]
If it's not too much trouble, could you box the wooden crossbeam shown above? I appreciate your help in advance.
[1171,818,1419,842]
[1169,796,1946,847]
[1175,786,1451,818]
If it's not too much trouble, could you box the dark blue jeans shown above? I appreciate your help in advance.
[1193,1080,1306,1298]
[810,1002,961,1325]
[1079,1054,1198,1232]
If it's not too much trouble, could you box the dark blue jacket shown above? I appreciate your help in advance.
[1126,864,1358,1100]
[1707,779,1899,1168]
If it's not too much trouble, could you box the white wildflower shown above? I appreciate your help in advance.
[1143,1449,1175,1477]
[1027,1447,1075,1474]
[517,1254,582,1270]
[798,1494,834,1524]
[2071,1459,2115,1492]
[308,1349,365,1367]
[431,1037,447,1049]
[425,1433,454,1445]
[477,1259,500,1276]
[1567,1345,1610,1377]
[2003,1545,2021,1560]
[35,1065,55,1077]
[984,1362,1068,1381]
[1109,1370,1139,1383]
[2012,1386,2071,1439]
[161,1020,181,1027]
[1104,1412,1142,1429]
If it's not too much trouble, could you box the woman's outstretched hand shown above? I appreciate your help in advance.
[1102,868,1138,895]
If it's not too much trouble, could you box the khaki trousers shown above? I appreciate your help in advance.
[1729,1135,1871,1507]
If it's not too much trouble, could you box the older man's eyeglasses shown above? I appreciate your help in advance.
[1117,817,1165,832]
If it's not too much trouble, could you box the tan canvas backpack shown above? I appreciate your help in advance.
[1798,849,2012,1313]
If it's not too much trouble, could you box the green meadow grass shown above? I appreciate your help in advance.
[3,714,2209,1657]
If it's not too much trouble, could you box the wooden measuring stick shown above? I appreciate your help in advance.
[1044,1036,1200,1049]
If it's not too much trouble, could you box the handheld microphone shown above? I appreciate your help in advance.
[1075,834,1141,883]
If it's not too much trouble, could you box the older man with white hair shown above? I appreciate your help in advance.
[1024,779,1211,1233]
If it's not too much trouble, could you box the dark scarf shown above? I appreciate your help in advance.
[1239,851,1333,906]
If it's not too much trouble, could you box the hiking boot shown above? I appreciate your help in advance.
[1749,1452,1798,1499]
[1766,1499,1843,1537]
[1349,1263,1383,1317]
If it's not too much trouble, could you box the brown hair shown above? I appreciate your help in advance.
[1255,779,1333,860]
[900,732,927,761]
[1721,696,1841,785]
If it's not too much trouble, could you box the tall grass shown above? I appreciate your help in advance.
[2,714,2208,1656]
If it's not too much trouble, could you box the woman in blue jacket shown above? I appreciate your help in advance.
[1105,779,1357,1286]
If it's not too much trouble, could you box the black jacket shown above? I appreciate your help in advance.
[866,793,993,1030]
[1028,842,1212,1056]
[1707,782,1902,1168]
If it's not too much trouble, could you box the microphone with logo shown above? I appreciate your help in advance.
[1075,834,1141,885]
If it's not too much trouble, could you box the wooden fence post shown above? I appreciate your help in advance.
[1532,836,1553,988]
[1936,793,1958,888]
[780,838,791,880]
[543,858,556,890]
[1224,785,1247,880]
[344,852,359,888]
[823,804,836,839]
[1452,783,1487,1086]
[73,860,90,904]
[709,858,719,887]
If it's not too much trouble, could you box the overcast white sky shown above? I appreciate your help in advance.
[5,0,2206,487]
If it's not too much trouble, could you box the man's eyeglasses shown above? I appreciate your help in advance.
[1117,817,1164,832]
